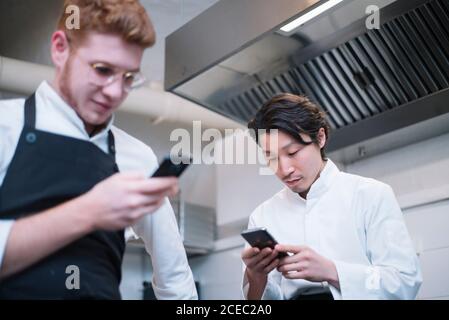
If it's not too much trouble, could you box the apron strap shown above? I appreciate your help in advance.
[24,92,117,161]
[24,94,36,128]
[107,130,116,160]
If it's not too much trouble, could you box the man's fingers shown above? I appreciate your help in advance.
[263,258,279,273]
[278,253,301,266]
[246,248,273,268]
[257,250,279,269]
[126,193,164,209]
[129,198,166,222]
[282,271,307,279]
[275,244,304,254]
[168,185,179,196]
[242,247,260,259]
[247,248,272,268]
[117,171,147,180]
[132,187,178,209]
[155,187,178,200]
[277,262,304,273]
[131,177,178,194]
[258,249,280,271]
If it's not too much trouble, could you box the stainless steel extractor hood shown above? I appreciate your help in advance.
[165,0,449,158]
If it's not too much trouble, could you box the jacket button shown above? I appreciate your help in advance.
[26,132,37,144]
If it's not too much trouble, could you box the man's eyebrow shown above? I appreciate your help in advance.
[97,62,140,73]
[281,141,296,150]
[263,142,298,155]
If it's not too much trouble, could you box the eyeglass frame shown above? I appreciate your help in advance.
[73,51,147,93]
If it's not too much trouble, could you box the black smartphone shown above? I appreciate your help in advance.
[151,156,191,178]
[241,227,288,258]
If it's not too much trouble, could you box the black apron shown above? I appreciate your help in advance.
[0,94,125,299]
[291,292,334,300]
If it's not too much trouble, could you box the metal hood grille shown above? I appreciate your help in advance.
[167,0,449,153]
[220,0,449,130]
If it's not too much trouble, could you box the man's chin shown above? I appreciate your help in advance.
[286,183,308,194]
[80,113,112,132]
[86,111,112,124]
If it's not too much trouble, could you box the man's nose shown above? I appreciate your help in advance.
[278,157,294,177]
[102,77,125,100]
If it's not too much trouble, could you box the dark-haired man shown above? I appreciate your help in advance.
[241,93,422,300]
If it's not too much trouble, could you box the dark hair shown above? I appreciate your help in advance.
[248,93,330,160]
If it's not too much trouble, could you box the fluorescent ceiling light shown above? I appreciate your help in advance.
[280,0,344,33]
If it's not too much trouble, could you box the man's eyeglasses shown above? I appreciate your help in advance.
[88,62,146,93]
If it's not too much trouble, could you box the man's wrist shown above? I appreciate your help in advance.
[326,260,340,289]
[70,194,97,234]
[245,268,268,300]
[246,268,267,284]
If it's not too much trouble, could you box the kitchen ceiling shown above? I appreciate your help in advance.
[166,0,449,154]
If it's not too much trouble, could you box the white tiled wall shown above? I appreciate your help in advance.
[189,237,245,300]
[405,200,449,253]
[403,200,449,299]
[417,247,449,299]
[345,132,449,300]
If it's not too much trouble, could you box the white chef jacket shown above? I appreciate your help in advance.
[0,81,197,300]
[242,159,422,300]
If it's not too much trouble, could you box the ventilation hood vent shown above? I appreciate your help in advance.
[165,0,449,155]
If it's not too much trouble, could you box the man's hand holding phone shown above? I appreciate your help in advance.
[241,246,280,300]
[80,156,191,231]
[242,246,280,279]
[275,244,340,289]
[150,156,191,178]
[82,172,179,231]
[241,227,284,293]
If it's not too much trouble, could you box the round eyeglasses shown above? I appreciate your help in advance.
[88,62,146,93]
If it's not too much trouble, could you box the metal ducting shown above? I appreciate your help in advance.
[165,0,449,155]
[0,56,242,130]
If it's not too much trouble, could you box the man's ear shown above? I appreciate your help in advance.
[51,31,70,70]
[318,128,327,148]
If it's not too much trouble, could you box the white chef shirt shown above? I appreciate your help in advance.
[242,159,422,300]
[0,81,197,300]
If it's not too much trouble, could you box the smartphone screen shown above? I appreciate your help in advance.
[151,156,191,178]
[241,227,288,258]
